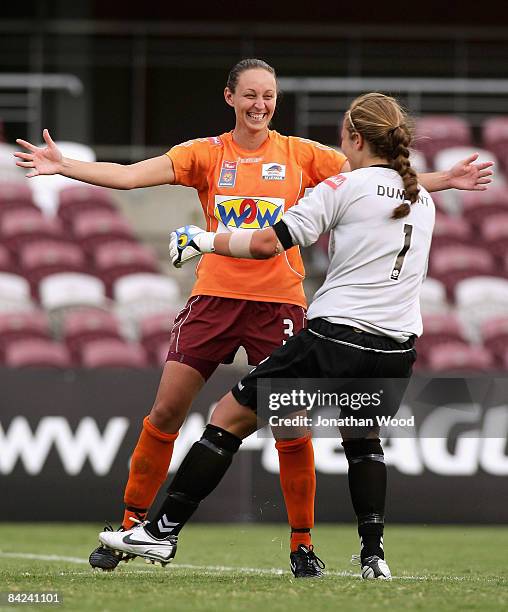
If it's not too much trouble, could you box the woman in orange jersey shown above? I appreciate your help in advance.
[15,58,492,577]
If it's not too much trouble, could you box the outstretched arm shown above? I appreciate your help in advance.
[214,228,282,259]
[418,153,494,192]
[14,128,175,189]
[169,225,282,267]
[169,180,343,267]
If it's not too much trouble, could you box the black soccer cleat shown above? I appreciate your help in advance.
[290,544,325,578]
[99,521,177,566]
[89,524,135,571]
[89,544,122,571]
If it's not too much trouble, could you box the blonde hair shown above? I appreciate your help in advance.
[346,93,419,219]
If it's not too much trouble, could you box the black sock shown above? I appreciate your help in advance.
[342,438,386,561]
[146,425,242,539]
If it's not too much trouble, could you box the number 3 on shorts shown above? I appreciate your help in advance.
[282,318,294,344]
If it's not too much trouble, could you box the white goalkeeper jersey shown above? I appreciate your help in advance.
[282,166,435,342]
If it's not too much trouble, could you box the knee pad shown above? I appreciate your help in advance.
[166,425,241,502]
[199,424,242,456]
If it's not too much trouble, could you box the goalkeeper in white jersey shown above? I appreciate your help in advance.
[99,93,492,580]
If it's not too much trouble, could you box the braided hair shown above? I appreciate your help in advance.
[346,93,419,219]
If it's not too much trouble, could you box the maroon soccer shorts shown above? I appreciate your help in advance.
[166,295,306,380]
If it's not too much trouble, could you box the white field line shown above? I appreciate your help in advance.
[1,552,88,564]
[0,551,502,583]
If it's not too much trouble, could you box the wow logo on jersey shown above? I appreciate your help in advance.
[214,196,284,230]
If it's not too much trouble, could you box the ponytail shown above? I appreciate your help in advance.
[389,126,419,219]
[346,93,419,220]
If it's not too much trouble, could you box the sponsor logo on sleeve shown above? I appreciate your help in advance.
[177,139,198,148]
[262,163,286,181]
[177,136,221,148]
[214,196,284,230]
[324,174,347,190]
[218,160,238,187]
[207,136,223,146]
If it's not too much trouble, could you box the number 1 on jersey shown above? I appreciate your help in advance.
[390,223,413,281]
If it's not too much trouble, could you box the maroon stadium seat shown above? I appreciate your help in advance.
[19,240,87,297]
[62,308,123,362]
[93,242,159,296]
[0,209,65,252]
[414,116,472,166]
[0,181,33,206]
[139,312,177,364]
[480,316,508,367]
[3,338,71,368]
[429,245,496,298]
[429,192,448,215]
[482,116,508,174]
[426,342,494,373]
[72,210,136,254]
[0,244,15,273]
[460,185,508,229]
[417,313,468,361]
[431,213,472,248]
[480,214,508,260]
[79,338,148,368]
[0,310,51,358]
[0,181,38,220]
[57,185,117,229]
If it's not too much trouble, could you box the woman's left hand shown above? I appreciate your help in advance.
[447,153,494,191]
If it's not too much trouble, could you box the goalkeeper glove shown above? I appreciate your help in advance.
[169,224,215,268]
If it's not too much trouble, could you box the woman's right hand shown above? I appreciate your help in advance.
[14,129,63,177]
[170,225,216,267]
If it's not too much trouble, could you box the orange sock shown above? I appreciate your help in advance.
[290,529,312,551]
[122,416,178,529]
[275,435,315,552]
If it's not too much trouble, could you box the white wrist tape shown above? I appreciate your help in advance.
[193,231,216,253]
[229,229,256,258]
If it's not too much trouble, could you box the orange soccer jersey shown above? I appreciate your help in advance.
[167,130,346,308]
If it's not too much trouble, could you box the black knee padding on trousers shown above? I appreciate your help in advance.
[148,426,242,538]
[201,424,243,454]
[167,425,242,501]
[342,438,384,463]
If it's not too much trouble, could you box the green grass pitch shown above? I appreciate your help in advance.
[0,524,507,611]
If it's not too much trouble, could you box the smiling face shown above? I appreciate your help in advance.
[224,68,277,136]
